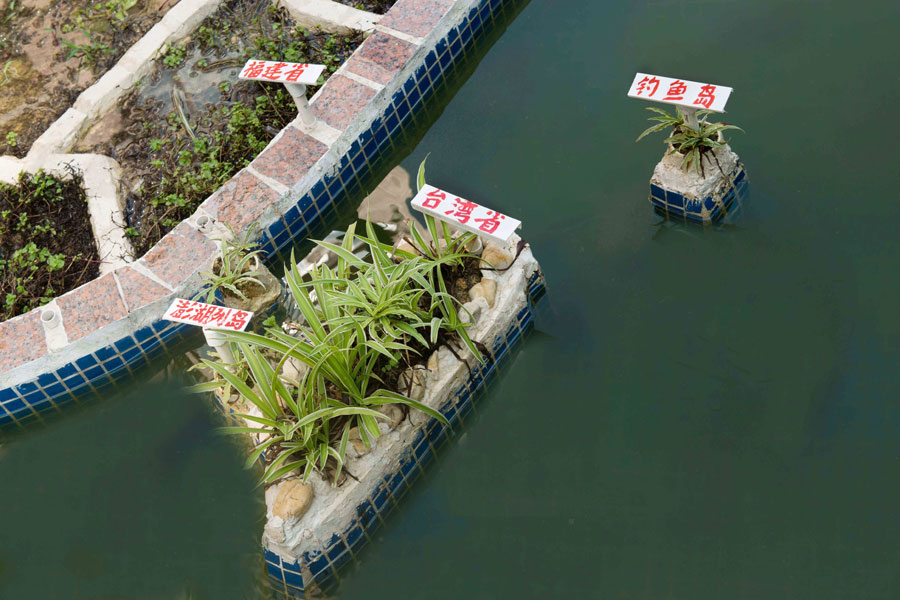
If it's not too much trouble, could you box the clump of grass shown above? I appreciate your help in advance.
[0,170,99,321]
[636,107,743,175]
[194,161,486,486]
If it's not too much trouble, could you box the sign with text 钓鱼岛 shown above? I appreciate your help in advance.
[163,299,254,332]
[627,73,732,113]
[411,184,521,244]
[238,60,325,86]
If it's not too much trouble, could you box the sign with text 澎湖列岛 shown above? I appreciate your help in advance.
[627,73,732,113]
[411,184,521,244]
[238,60,325,86]
[163,299,254,332]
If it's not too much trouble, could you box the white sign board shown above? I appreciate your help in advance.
[627,72,732,113]
[411,184,521,244]
[163,298,254,332]
[238,60,325,86]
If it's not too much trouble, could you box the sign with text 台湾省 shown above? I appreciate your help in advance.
[627,73,732,113]
[163,298,254,332]
[238,60,325,86]
[411,184,521,244]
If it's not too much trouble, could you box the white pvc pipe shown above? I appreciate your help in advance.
[284,83,317,127]
[681,107,700,131]
[203,327,236,365]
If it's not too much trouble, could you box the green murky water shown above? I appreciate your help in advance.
[3,0,900,598]
[341,0,900,598]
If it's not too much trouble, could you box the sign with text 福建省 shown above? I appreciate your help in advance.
[238,60,325,86]
[163,299,254,332]
[411,184,521,244]
[627,73,732,113]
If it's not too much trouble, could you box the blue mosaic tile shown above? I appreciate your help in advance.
[15,380,38,395]
[0,414,13,427]
[63,373,86,390]
[23,389,45,405]
[427,60,442,84]
[4,398,26,413]
[283,569,303,588]
[439,49,452,69]
[450,35,463,58]
[84,365,105,381]
[103,356,127,374]
[0,387,15,403]
[36,372,58,387]
[31,399,52,413]
[43,382,66,397]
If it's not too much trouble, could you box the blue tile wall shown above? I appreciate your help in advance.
[650,164,747,224]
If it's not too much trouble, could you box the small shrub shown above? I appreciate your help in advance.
[636,106,743,175]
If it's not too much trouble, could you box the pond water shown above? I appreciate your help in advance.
[3,0,900,598]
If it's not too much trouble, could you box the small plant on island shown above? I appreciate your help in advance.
[636,106,743,176]
[199,224,267,304]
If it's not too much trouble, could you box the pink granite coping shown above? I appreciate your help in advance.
[2,0,478,384]
[345,31,419,86]
[138,221,217,289]
[380,0,456,38]
[251,127,329,188]
[310,75,378,131]
[0,310,48,372]
[114,266,172,313]
[201,169,281,233]
[57,273,128,343]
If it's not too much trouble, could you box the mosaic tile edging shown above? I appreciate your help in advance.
[264,273,546,597]
[649,164,748,223]
[0,0,522,432]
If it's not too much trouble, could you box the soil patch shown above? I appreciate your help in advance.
[0,0,174,157]
[333,0,396,15]
[0,168,99,321]
[79,0,363,257]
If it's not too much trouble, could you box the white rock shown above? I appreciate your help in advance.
[272,479,314,520]
[469,279,497,308]
[481,242,514,270]
[651,143,739,202]
[397,367,426,401]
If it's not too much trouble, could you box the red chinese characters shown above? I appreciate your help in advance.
[261,62,288,80]
[423,189,446,209]
[445,197,477,224]
[164,299,253,331]
[635,76,660,97]
[225,310,250,331]
[475,210,505,235]
[241,61,266,79]
[663,79,687,101]
[285,63,309,82]
[693,84,716,109]
[168,299,195,319]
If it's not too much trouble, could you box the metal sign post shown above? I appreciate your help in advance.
[239,60,327,127]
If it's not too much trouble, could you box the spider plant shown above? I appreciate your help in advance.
[192,214,489,486]
[200,223,266,303]
[636,106,743,175]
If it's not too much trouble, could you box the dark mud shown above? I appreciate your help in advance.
[333,0,397,15]
[80,0,362,256]
[0,168,99,321]
[0,0,173,157]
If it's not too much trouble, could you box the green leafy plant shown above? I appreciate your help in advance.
[162,42,187,68]
[5,131,17,147]
[0,170,99,321]
[199,223,266,303]
[636,106,743,175]
[58,28,113,68]
[194,205,486,485]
